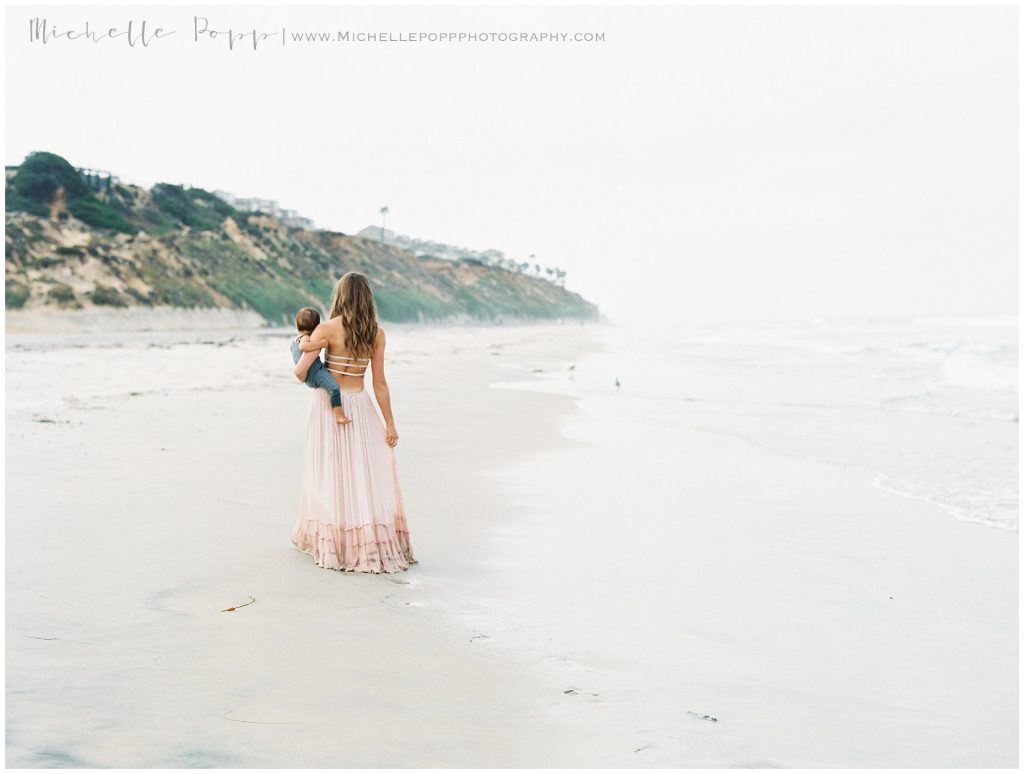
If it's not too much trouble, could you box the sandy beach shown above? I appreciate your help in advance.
[5,319,626,768]
[5,315,1017,768]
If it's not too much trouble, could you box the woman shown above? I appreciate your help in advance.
[290,272,417,573]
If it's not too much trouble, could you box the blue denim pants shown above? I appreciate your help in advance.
[305,361,342,408]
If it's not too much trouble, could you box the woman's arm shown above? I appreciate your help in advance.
[310,320,329,341]
[298,336,329,353]
[294,349,320,382]
[295,320,331,378]
[370,328,399,447]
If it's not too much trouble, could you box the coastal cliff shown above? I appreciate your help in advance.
[4,152,600,325]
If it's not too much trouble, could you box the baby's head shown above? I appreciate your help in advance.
[295,307,320,335]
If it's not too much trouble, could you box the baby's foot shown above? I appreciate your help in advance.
[335,412,352,425]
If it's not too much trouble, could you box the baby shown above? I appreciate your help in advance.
[290,307,352,425]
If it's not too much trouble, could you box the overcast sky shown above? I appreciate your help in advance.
[5,4,1017,325]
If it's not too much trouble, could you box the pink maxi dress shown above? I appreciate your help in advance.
[291,387,417,573]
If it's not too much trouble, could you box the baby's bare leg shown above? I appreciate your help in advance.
[318,377,351,425]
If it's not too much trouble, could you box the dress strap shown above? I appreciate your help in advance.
[324,352,370,377]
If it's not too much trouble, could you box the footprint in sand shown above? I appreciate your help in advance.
[562,686,600,697]
[686,710,719,722]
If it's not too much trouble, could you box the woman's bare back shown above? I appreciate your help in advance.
[310,316,396,442]
[316,317,373,392]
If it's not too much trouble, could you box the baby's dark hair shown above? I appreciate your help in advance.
[295,307,321,334]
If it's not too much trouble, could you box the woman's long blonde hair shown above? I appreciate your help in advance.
[329,272,379,360]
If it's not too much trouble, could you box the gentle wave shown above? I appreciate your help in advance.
[878,392,1018,423]
[500,315,1018,532]
[873,473,1018,532]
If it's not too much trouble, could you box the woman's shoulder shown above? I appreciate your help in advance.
[316,317,341,336]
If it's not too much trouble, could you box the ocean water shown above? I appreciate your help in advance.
[469,314,1018,766]
[492,314,1018,532]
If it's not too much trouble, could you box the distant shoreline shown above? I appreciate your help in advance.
[5,306,610,334]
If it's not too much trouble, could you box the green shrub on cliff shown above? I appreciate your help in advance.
[6,152,136,234]
[147,279,215,308]
[151,184,236,231]
[6,280,29,309]
[374,286,449,321]
[207,271,316,324]
[68,196,136,233]
[47,284,79,308]
[89,284,128,307]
